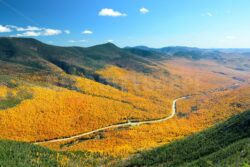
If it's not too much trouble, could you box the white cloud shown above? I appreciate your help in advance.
[99,8,127,17]
[16,31,41,37]
[0,25,12,33]
[64,30,71,34]
[9,25,41,31]
[226,35,236,40]
[82,30,93,34]
[140,7,149,14]
[202,12,213,17]
[15,28,62,37]
[7,25,68,37]
[68,39,86,43]
[107,39,114,43]
[68,40,76,43]
[206,12,213,17]
[43,28,62,36]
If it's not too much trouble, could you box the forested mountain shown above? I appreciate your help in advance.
[0,37,250,166]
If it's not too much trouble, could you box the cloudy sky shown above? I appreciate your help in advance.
[1,0,250,48]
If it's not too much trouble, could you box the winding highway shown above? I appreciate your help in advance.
[33,83,243,145]
[34,96,187,144]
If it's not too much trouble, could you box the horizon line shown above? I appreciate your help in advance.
[1,36,250,50]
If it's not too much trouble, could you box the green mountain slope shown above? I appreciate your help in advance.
[0,140,113,167]
[122,110,250,167]
[0,37,158,75]
[3,109,247,167]
[0,37,166,91]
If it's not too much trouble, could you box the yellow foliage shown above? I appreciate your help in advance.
[75,76,171,116]
[1,58,250,157]
[0,86,8,97]
[0,84,169,141]
[59,84,250,156]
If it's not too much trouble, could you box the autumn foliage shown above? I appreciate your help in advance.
[0,58,250,157]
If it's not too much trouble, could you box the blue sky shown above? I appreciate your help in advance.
[0,0,250,48]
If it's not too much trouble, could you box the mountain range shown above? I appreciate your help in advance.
[0,37,250,166]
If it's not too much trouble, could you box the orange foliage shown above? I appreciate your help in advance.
[0,86,8,97]
[1,58,250,157]
[51,85,250,156]
[0,82,169,141]
[74,76,171,115]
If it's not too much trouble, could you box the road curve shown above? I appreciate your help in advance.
[34,96,187,144]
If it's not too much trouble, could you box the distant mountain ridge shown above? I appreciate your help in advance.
[126,45,225,60]
[1,37,250,86]
[0,37,162,88]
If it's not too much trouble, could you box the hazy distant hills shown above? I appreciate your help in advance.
[1,37,250,86]
[128,45,250,59]
[126,45,226,60]
[217,48,250,53]
[126,45,250,72]
[131,45,250,54]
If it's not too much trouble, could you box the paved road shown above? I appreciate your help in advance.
[34,96,187,144]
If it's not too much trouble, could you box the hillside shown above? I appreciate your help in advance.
[122,110,250,167]
[0,37,250,158]
[0,37,161,82]
[127,46,223,60]
[130,45,250,70]
[0,139,113,167]
[1,1,250,166]
[0,37,177,142]
[1,109,249,166]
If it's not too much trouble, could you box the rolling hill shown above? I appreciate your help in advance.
[0,139,113,167]
[0,37,161,81]
[0,37,250,163]
[1,109,249,166]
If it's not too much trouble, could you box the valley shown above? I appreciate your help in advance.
[1,1,250,166]
[0,37,250,166]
